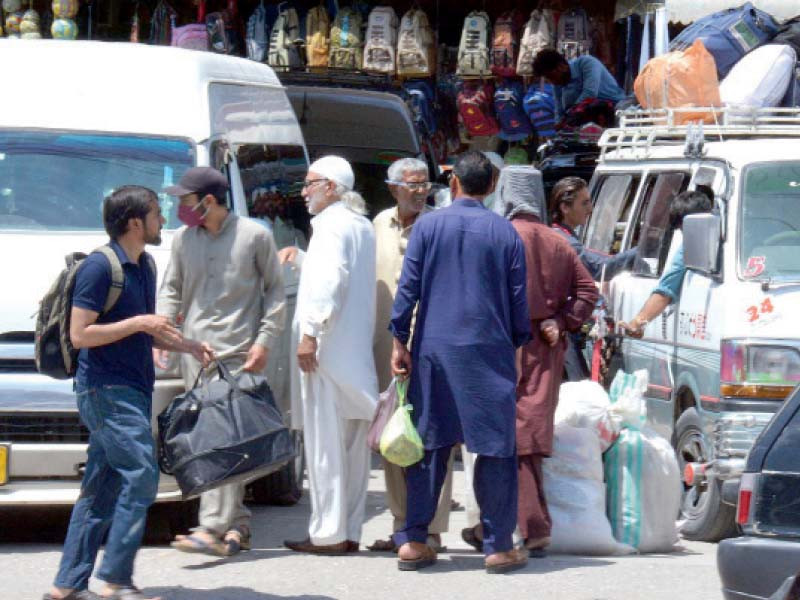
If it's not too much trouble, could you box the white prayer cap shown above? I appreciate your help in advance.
[308,155,354,191]
[482,151,505,172]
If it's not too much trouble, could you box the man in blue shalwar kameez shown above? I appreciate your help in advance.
[389,151,532,574]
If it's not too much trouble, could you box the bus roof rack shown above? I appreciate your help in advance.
[599,106,800,160]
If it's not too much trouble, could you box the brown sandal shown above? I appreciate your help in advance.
[366,538,397,552]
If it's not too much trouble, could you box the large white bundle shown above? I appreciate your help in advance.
[554,380,618,451]
[544,424,634,556]
[720,44,797,108]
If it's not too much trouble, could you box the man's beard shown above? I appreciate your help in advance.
[145,231,162,246]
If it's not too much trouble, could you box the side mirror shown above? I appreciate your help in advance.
[683,213,721,275]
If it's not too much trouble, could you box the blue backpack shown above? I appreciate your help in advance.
[494,79,533,141]
[669,2,779,79]
[404,80,437,136]
[523,82,556,138]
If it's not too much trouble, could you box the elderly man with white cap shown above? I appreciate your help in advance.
[283,155,379,555]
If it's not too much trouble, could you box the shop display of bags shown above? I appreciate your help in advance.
[457,81,500,137]
[491,9,525,77]
[306,5,331,68]
[517,9,556,76]
[397,8,436,77]
[206,10,239,54]
[150,0,177,45]
[720,44,797,108]
[246,1,269,61]
[634,39,722,124]
[669,2,779,79]
[557,7,593,60]
[363,6,398,73]
[543,424,635,556]
[172,24,208,51]
[523,82,556,138]
[329,7,363,69]
[494,79,532,140]
[268,4,303,68]
[457,11,492,76]
[405,80,438,135]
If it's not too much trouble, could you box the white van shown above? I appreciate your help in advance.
[588,107,800,542]
[0,40,308,528]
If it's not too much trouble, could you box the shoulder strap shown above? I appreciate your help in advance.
[94,246,125,315]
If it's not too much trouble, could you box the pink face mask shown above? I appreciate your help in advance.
[178,203,207,227]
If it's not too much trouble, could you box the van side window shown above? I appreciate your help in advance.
[585,174,640,255]
[631,172,689,277]
[235,143,310,249]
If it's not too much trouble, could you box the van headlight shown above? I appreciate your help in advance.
[720,340,800,399]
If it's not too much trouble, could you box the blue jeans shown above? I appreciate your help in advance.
[54,384,159,590]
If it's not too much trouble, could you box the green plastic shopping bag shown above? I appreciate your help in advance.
[379,379,424,467]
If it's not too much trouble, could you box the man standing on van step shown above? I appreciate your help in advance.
[45,186,214,600]
[369,157,454,554]
[390,151,531,574]
[283,156,378,555]
[157,167,286,558]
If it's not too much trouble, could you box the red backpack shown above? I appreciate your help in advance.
[491,10,526,77]
[457,81,500,137]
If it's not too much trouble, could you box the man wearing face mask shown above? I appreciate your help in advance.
[157,167,286,557]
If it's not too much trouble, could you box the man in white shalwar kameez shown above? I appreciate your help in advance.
[283,156,378,554]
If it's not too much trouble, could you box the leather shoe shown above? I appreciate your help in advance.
[397,541,437,571]
[346,540,359,553]
[485,547,528,574]
[283,538,350,555]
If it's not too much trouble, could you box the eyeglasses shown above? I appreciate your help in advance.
[302,178,328,189]
[385,180,433,192]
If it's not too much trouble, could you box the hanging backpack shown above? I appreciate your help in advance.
[404,80,437,136]
[523,82,556,138]
[396,8,436,78]
[557,8,593,60]
[306,5,331,68]
[206,10,238,54]
[362,6,398,73]
[494,79,533,141]
[268,4,303,68]
[150,0,177,46]
[457,81,499,137]
[517,9,556,76]
[329,7,363,69]
[457,11,492,77]
[246,1,269,61]
[491,10,525,77]
[172,23,208,51]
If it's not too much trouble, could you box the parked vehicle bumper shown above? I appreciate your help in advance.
[719,536,800,600]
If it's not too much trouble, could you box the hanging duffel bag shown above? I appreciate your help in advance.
[158,362,295,498]
[669,2,779,79]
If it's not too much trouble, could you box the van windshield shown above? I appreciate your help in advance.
[0,131,195,231]
[740,162,800,281]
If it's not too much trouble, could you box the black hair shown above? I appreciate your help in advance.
[550,176,588,223]
[452,151,494,196]
[533,48,567,77]
[204,188,228,206]
[670,189,713,229]
[103,185,158,240]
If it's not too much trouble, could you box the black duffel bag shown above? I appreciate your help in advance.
[157,362,295,499]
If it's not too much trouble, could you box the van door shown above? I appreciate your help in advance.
[612,170,690,438]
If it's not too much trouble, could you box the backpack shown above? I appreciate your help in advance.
[491,10,525,77]
[172,24,208,51]
[363,6,398,73]
[557,8,593,60]
[150,0,177,46]
[457,11,492,76]
[305,5,331,68]
[329,7,363,69]
[494,79,533,141]
[517,9,556,76]
[206,9,240,55]
[523,82,556,138]
[246,1,269,61]
[396,8,436,77]
[34,247,152,380]
[404,80,437,136]
[268,4,303,68]
[457,81,499,137]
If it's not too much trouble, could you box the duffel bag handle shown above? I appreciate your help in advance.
[216,360,245,395]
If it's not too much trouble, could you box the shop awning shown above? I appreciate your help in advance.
[616,0,799,23]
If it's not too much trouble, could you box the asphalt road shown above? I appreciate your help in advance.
[1,463,723,600]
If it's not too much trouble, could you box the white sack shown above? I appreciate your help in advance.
[544,424,634,556]
[720,44,797,108]
[555,380,619,451]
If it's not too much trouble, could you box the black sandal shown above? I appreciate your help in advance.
[461,525,484,553]
[42,592,101,600]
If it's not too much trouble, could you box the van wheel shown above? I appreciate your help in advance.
[248,431,304,506]
[674,408,738,542]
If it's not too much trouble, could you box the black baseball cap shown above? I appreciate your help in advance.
[164,167,229,199]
